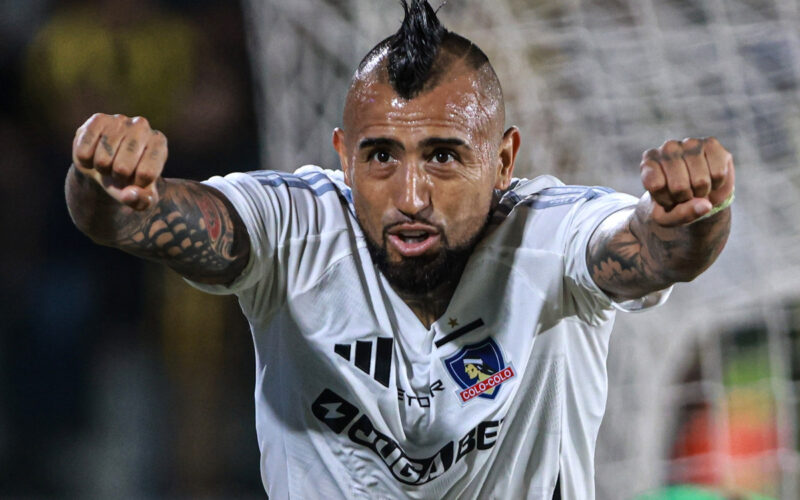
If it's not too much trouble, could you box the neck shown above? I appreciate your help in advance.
[395,278,460,329]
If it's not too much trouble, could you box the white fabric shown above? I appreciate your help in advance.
[187,166,671,499]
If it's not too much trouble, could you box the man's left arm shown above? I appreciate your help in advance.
[587,137,735,301]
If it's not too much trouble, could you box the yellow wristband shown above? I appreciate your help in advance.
[694,189,735,222]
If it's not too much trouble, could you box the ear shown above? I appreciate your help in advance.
[495,126,520,190]
[332,127,352,186]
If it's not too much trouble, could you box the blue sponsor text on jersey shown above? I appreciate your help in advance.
[312,389,503,485]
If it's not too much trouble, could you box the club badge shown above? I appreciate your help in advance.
[443,337,516,404]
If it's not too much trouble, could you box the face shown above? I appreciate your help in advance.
[334,63,520,295]
[465,364,479,379]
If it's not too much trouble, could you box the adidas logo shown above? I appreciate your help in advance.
[334,337,393,388]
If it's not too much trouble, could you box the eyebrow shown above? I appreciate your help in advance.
[419,137,470,149]
[358,138,404,151]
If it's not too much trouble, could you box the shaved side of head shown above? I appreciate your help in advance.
[343,1,506,139]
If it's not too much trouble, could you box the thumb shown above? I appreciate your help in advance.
[651,198,713,227]
[120,185,157,211]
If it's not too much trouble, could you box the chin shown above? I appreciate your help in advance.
[364,232,482,295]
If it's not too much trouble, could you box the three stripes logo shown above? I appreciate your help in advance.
[334,337,393,388]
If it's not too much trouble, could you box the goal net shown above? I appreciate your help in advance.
[243,0,800,497]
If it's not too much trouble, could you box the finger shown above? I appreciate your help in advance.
[93,121,126,175]
[640,152,673,209]
[702,136,731,192]
[652,198,713,227]
[112,116,151,186]
[73,114,107,169]
[659,140,693,205]
[132,130,168,188]
[680,138,711,199]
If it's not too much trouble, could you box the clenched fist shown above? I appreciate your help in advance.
[640,137,735,227]
[72,113,167,211]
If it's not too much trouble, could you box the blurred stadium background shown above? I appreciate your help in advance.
[1,0,798,498]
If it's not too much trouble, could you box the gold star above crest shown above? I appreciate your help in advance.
[448,318,459,328]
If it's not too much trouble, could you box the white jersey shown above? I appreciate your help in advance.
[187,166,670,499]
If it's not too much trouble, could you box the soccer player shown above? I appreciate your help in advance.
[65,1,734,498]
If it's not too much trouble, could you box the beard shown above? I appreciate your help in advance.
[362,215,491,296]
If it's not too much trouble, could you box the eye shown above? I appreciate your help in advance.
[370,150,393,163]
[432,149,456,164]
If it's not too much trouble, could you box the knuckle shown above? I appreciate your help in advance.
[642,177,664,193]
[670,180,692,197]
[89,112,106,123]
[660,139,681,151]
[94,155,112,168]
[693,178,710,191]
[132,116,150,128]
[75,149,93,161]
[113,162,134,176]
[150,131,168,150]
[680,137,702,150]
[642,148,660,161]
[137,171,155,184]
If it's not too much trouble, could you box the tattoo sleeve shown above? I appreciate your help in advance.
[66,166,250,285]
[587,199,731,301]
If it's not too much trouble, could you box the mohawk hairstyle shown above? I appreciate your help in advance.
[354,1,496,102]
[387,0,448,99]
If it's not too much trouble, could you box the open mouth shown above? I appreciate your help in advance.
[386,225,442,257]
[397,230,429,243]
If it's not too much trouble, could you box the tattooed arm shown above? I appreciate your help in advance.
[65,113,250,285]
[587,196,730,300]
[66,166,249,284]
[587,137,734,301]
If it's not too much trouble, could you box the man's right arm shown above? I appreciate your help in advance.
[65,113,250,285]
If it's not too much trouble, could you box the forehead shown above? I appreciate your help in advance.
[345,69,500,144]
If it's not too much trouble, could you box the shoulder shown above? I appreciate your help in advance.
[201,165,357,243]
[485,175,637,256]
[492,175,618,223]
[246,165,353,204]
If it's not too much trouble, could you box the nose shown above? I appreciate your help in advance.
[394,163,432,218]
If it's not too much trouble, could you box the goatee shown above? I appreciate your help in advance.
[363,216,490,295]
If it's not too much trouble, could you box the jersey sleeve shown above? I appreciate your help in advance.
[182,171,287,297]
[183,167,355,319]
[561,190,672,323]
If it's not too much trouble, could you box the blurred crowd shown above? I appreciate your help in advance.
[0,0,263,497]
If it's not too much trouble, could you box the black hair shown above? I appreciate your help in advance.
[387,0,448,98]
[357,1,493,99]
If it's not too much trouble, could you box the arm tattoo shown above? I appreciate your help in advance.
[115,179,250,284]
[66,166,249,285]
[588,204,731,300]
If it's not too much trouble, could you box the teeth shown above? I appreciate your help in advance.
[397,231,428,243]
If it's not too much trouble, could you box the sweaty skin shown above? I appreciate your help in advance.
[65,113,250,285]
[334,52,733,320]
[587,137,734,301]
[334,57,519,327]
[66,47,732,327]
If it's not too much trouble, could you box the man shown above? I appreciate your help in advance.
[66,1,734,498]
